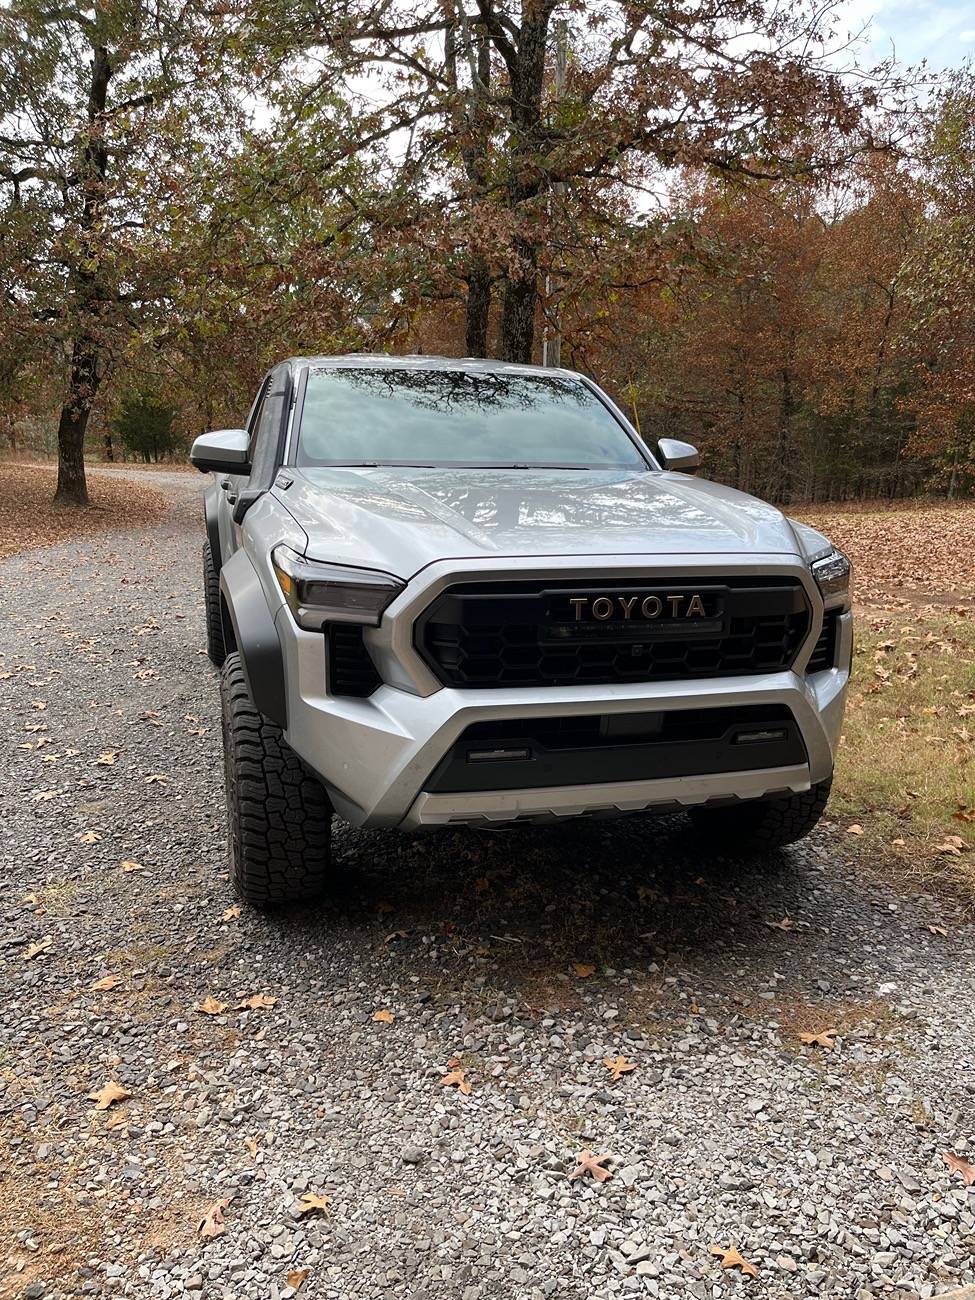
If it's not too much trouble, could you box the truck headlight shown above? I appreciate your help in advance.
[271,546,404,629]
[810,548,851,601]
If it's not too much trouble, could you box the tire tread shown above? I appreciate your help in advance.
[220,652,332,907]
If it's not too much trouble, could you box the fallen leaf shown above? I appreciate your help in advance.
[765,916,796,931]
[925,924,948,936]
[31,789,59,801]
[845,823,864,836]
[120,859,143,873]
[244,1137,260,1157]
[602,1055,637,1082]
[376,899,394,914]
[943,1151,975,1186]
[372,1009,394,1023]
[237,994,277,1010]
[572,963,596,978]
[76,830,102,844]
[568,1150,613,1182]
[799,1029,837,1050]
[295,1193,330,1217]
[89,1081,131,1110]
[199,1198,230,1238]
[935,835,968,856]
[197,996,228,1015]
[94,751,119,766]
[23,937,53,961]
[222,905,241,921]
[144,773,169,784]
[440,1066,472,1095]
[286,1270,310,1291]
[90,974,123,991]
[709,1244,759,1278]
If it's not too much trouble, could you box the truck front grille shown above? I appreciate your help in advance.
[416,577,811,689]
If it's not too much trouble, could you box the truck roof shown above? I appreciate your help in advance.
[287,353,578,380]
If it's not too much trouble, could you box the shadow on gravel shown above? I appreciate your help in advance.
[257,811,812,1004]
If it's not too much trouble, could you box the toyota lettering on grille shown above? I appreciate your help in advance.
[569,593,708,621]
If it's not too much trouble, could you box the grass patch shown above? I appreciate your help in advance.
[831,610,975,857]
[795,500,975,890]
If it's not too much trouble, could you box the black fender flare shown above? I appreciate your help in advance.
[204,484,223,573]
[219,548,287,728]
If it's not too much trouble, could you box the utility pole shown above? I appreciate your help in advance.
[542,19,567,368]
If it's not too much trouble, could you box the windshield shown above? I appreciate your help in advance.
[296,367,649,470]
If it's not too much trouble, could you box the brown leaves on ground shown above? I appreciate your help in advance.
[799,1029,838,1050]
[935,835,969,856]
[23,936,53,960]
[238,994,277,1010]
[568,1150,614,1183]
[709,1244,760,1277]
[943,1151,975,1186]
[602,1055,637,1082]
[372,1009,394,1023]
[798,502,975,607]
[0,462,169,561]
[197,996,228,1015]
[223,905,241,921]
[572,963,596,977]
[295,1193,330,1217]
[120,859,143,873]
[199,1198,230,1239]
[90,973,123,991]
[440,1061,472,1095]
[89,1081,131,1110]
[286,1270,310,1291]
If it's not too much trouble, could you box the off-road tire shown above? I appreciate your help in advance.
[203,542,226,668]
[220,652,332,907]
[688,778,832,851]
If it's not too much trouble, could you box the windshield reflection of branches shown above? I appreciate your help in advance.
[308,367,589,418]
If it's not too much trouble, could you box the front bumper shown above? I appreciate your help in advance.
[277,564,852,828]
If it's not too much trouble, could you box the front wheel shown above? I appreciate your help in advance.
[220,652,333,907]
[203,542,226,668]
[688,779,832,851]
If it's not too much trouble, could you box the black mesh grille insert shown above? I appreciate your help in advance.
[417,577,811,688]
[806,610,840,673]
[326,625,382,697]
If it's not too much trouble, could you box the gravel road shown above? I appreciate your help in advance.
[2,472,974,1300]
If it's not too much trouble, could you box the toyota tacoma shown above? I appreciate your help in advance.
[191,355,852,907]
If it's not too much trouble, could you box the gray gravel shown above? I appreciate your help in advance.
[1,470,974,1300]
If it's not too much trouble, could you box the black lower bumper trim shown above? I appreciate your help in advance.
[425,704,806,793]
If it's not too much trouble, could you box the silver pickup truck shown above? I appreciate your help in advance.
[191,354,852,908]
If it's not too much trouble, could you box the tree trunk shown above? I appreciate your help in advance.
[54,335,100,506]
[458,19,493,356]
[500,241,539,362]
[494,8,550,365]
[465,255,492,356]
[54,40,112,507]
[103,429,114,462]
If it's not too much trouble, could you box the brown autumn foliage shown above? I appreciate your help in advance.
[6,0,969,507]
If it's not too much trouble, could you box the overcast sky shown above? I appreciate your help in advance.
[850,0,975,69]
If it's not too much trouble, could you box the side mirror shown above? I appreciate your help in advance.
[190,428,250,475]
[657,438,700,473]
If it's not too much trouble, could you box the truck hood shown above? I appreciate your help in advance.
[283,467,802,576]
